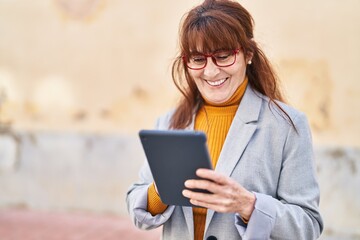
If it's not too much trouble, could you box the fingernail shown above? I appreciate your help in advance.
[196,169,204,175]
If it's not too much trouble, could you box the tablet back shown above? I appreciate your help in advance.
[139,130,212,206]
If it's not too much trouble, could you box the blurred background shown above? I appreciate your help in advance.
[0,0,359,239]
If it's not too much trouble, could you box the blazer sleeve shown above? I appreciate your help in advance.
[126,114,176,230]
[235,113,324,239]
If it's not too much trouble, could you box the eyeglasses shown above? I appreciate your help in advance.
[182,49,239,70]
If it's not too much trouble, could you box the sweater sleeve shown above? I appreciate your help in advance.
[126,162,176,230]
[147,182,168,215]
[126,113,176,230]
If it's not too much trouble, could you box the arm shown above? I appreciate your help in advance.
[183,113,323,239]
[126,115,175,230]
[147,182,168,214]
[235,113,324,239]
[126,161,175,230]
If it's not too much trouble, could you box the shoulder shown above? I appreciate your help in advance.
[247,89,313,149]
[154,109,176,130]
[251,88,309,129]
[275,99,307,123]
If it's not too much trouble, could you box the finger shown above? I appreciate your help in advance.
[184,179,223,193]
[190,199,217,210]
[182,189,224,205]
[196,169,230,185]
[189,199,209,208]
[189,199,230,213]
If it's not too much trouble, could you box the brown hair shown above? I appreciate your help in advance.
[170,0,293,129]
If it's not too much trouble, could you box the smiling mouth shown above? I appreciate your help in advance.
[205,78,229,87]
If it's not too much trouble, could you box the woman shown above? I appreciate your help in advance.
[127,0,323,239]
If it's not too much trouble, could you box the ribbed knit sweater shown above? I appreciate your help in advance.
[147,78,248,240]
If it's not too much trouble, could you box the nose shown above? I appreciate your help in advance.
[203,57,220,77]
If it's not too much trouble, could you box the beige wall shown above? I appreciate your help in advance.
[1,0,359,146]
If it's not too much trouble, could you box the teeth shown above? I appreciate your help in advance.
[206,78,227,86]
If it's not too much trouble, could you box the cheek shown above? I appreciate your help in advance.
[188,69,202,79]
[192,78,204,90]
[186,71,202,91]
[229,62,246,78]
[188,71,204,88]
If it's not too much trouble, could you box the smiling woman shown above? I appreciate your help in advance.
[127,0,324,239]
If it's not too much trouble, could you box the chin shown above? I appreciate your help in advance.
[209,97,228,104]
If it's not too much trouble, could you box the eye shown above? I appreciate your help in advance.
[190,55,206,64]
[214,51,232,62]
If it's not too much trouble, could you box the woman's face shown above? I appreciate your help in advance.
[188,49,248,104]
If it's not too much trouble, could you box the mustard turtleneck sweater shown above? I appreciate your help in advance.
[147,77,248,240]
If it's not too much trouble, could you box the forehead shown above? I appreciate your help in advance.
[183,17,240,54]
[187,31,236,54]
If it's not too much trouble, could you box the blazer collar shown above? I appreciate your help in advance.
[182,86,263,235]
[214,85,262,175]
[236,85,262,124]
[206,86,263,232]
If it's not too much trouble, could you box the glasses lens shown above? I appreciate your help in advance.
[186,54,207,69]
[213,50,236,67]
[185,50,236,70]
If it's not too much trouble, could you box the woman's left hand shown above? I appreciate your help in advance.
[182,168,256,220]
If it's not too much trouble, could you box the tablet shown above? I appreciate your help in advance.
[139,129,213,206]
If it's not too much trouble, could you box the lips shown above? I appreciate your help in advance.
[205,77,229,87]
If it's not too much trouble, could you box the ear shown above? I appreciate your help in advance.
[246,52,253,65]
[246,39,255,64]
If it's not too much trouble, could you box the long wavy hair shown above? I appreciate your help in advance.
[170,0,293,130]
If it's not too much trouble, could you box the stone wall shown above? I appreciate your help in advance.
[0,131,359,238]
[0,0,359,146]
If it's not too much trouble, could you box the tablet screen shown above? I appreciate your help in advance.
[139,129,213,206]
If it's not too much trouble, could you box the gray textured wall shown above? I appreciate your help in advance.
[0,131,359,239]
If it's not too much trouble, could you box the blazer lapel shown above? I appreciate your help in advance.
[182,115,195,239]
[182,206,194,239]
[215,86,262,174]
[205,86,263,232]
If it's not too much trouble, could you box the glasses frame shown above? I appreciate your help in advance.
[182,49,240,70]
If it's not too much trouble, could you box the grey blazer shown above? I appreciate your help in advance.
[127,86,324,240]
